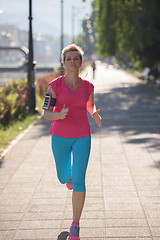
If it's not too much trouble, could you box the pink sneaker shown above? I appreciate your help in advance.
[66,177,73,190]
[68,222,80,240]
[66,166,73,190]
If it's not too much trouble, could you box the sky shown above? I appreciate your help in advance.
[0,0,93,37]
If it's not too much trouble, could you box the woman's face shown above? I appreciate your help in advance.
[63,51,82,72]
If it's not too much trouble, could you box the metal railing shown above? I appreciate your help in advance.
[0,47,54,72]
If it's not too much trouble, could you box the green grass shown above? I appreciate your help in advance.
[0,114,39,157]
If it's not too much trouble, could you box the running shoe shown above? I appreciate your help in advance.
[68,222,80,240]
[66,177,73,190]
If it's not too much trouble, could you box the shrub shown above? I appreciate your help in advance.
[13,89,28,120]
[36,72,58,97]
[0,78,28,127]
[0,70,59,127]
[0,96,11,126]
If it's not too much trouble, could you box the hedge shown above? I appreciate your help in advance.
[0,72,58,128]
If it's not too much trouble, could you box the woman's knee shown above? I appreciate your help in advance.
[57,173,69,184]
[56,166,71,184]
[73,182,86,192]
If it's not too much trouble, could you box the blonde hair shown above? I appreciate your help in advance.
[61,44,84,63]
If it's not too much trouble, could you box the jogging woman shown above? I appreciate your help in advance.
[43,44,102,240]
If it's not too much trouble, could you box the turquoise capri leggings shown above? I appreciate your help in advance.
[51,135,91,192]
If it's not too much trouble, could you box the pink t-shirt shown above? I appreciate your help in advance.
[49,76,94,138]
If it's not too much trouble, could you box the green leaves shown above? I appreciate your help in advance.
[94,0,160,67]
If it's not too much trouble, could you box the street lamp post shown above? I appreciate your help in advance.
[72,1,86,43]
[60,0,86,74]
[72,6,75,43]
[27,0,36,113]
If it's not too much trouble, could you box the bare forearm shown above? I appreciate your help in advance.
[43,110,61,121]
[43,104,68,121]
[87,100,102,127]
[87,102,96,117]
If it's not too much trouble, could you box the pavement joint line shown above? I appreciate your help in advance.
[11,155,52,240]
[99,132,107,239]
[119,132,153,240]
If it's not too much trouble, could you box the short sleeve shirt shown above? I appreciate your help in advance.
[49,76,94,138]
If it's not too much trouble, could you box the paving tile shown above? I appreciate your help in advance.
[150,227,160,237]
[0,213,23,221]
[104,210,144,219]
[0,192,33,200]
[33,192,67,199]
[143,203,160,212]
[81,227,105,238]
[105,218,147,227]
[103,196,140,204]
[0,198,30,206]
[23,212,63,221]
[30,198,66,205]
[0,230,14,240]
[103,191,138,198]
[14,229,59,239]
[83,203,104,211]
[0,221,19,230]
[28,204,65,213]
[105,227,150,238]
[104,202,142,211]
[86,192,103,198]
[145,210,160,218]
[147,218,160,227]
[103,238,151,240]
[0,205,27,213]
[19,220,61,229]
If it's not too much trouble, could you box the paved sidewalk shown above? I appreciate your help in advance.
[0,62,160,240]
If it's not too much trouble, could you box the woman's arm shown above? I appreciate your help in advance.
[43,86,68,121]
[87,90,102,127]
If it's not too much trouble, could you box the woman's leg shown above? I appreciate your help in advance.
[72,191,86,223]
[51,135,72,184]
[72,136,91,223]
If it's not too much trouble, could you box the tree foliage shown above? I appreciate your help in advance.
[94,0,160,67]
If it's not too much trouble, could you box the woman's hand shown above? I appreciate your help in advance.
[58,104,69,119]
[92,109,102,127]
[44,104,68,121]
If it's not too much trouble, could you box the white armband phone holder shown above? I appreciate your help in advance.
[42,92,56,110]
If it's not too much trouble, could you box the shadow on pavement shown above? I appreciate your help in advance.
[57,231,69,240]
[90,82,160,152]
[0,159,3,167]
[33,116,52,137]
